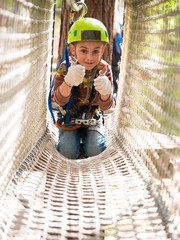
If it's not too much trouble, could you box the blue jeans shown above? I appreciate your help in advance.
[57,124,106,159]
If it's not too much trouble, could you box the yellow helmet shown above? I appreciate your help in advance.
[68,17,109,44]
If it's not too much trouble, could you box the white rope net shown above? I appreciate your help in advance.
[0,0,180,239]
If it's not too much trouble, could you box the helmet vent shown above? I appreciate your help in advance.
[73,30,77,37]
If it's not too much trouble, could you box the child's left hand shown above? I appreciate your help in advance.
[94,76,112,95]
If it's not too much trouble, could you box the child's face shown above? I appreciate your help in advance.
[70,41,105,70]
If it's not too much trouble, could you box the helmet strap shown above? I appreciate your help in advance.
[74,45,78,61]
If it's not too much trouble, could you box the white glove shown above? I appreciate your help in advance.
[94,76,112,95]
[64,64,85,87]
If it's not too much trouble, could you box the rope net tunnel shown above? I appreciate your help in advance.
[0,0,180,239]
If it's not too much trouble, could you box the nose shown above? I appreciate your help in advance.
[86,52,93,61]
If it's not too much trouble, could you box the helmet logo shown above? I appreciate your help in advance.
[105,31,108,37]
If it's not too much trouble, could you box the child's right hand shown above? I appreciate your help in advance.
[64,64,85,87]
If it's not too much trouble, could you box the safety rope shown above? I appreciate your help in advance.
[48,44,70,124]
[48,1,88,127]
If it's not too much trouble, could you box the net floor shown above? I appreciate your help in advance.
[0,113,176,240]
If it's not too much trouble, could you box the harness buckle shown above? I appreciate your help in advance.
[71,118,97,126]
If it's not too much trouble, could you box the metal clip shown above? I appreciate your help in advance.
[71,118,97,126]
[71,1,87,22]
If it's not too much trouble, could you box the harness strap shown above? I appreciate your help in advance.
[55,119,81,130]
[48,46,67,124]
[64,46,72,123]
[48,44,71,125]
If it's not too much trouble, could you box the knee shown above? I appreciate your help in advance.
[57,130,80,159]
[57,143,80,159]
[85,131,106,157]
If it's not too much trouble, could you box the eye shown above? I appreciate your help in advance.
[80,49,88,54]
[93,50,101,54]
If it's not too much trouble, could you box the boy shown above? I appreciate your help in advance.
[52,17,113,159]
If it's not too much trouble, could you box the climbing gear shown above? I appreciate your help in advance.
[55,119,81,130]
[71,118,97,126]
[48,44,70,124]
[55,111,102,130]
[68,17,109,44]
[70,1,87,24]
[48,1,88,126]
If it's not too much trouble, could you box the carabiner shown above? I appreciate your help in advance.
[70,0,87,23]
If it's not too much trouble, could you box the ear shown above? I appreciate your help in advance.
[69,43,75,55]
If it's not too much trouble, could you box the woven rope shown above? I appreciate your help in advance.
[0,115,174,239]
[0,0,180,239]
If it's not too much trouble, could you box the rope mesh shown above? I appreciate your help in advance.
[0,0,180,239]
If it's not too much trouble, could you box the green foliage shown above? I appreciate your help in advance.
[3,0,13,10]
[157,0,178,13]
[56,0,62,8]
